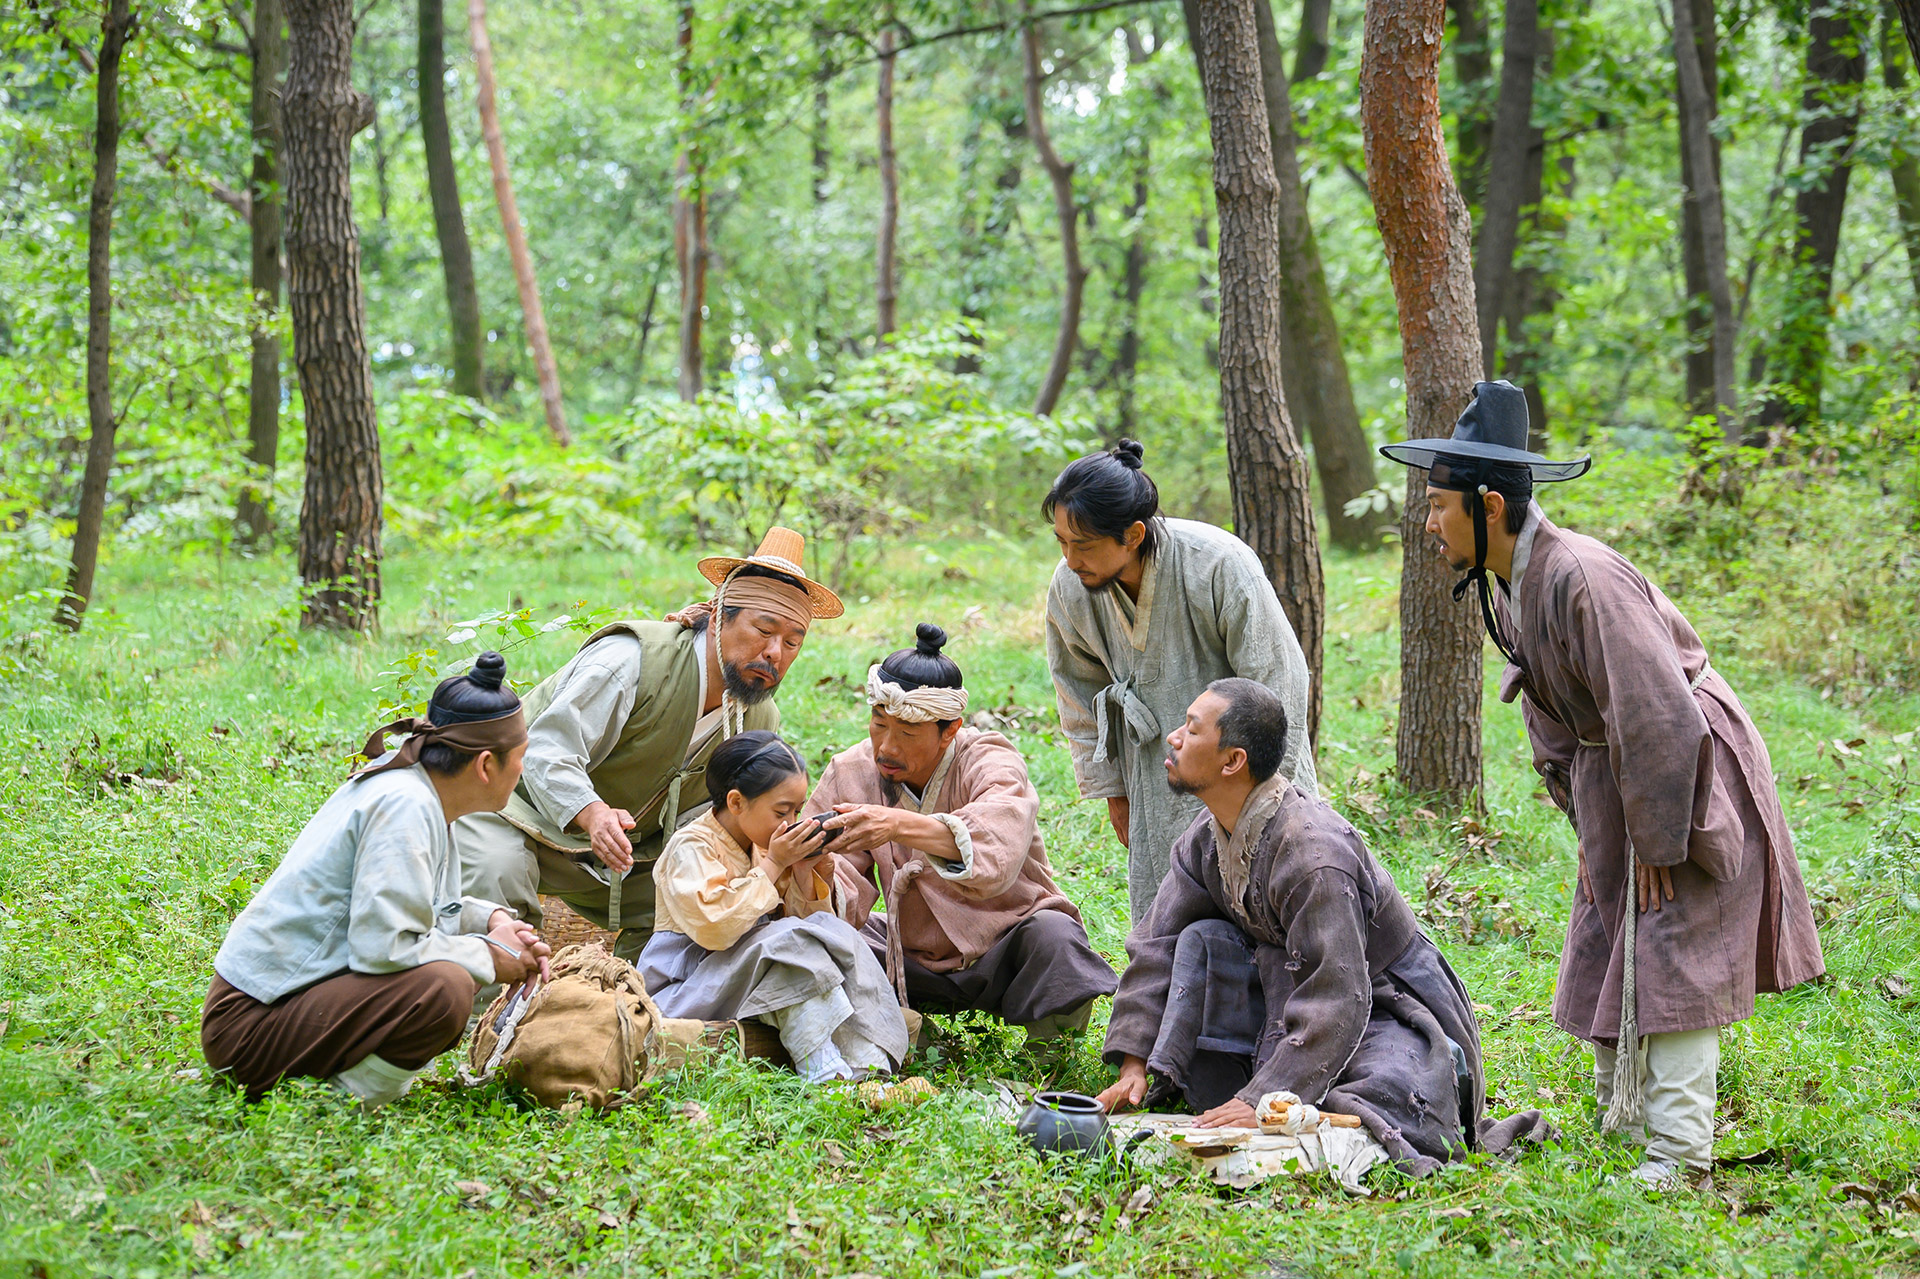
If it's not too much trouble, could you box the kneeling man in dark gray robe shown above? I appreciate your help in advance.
[1098,679,1506,1175]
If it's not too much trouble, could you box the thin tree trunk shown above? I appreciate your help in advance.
[1758,0,1867,434]
[469,0,567,443]
[1196,0,1326,746]
[1671,0,1740,444]
[1361,0,1485,801]
[419,0,484,399]
[1250,0,1380,549]
[1506,132,1570,450]
[673,3,707,402]
[1113,27,1157,436]
[1022,5,1088,416]
[876,25,899,341]
[57,0,136,631]
[285,0,382,632]
[635,248,667,389]
[1181,0,1222,370]
[1473,0,1537,374]
[1292,0,1332,80]
[1892,0,1920,70]
[1677,0,1721,418]
[1886,0,1920,303]
[1447,0,1495,214]
[237,0,286,542]
[812,23,833,365]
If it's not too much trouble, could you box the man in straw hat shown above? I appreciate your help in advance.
[1379,380,1824,1188]
[457,528,842,961]
[807,623,1116,1054]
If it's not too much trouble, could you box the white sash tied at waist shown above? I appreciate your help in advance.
[1092,676,1161,765]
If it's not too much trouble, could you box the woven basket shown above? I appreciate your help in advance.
[539,895,620,951]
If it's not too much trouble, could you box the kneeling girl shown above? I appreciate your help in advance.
[637,730,907,1081]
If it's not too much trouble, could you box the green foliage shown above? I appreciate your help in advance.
[607,322,1093,583]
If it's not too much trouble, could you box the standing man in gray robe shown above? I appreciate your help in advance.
[1044,439,1317,923]
[1381,381,1825,1188]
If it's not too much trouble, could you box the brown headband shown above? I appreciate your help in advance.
[351,707,529,781]
[719,574,813,631]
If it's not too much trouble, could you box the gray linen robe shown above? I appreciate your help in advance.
[1104,782,1491,1174]
[1046,518,1318,921]
[1495,508,1825,1042]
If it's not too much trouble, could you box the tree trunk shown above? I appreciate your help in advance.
[469,0,567,444]
[1886,0,1920,303]
[1671,0,1740,444]
[1506,136,1570,451]
[813,24,833,364]
[1892,0,1920,70]
[1196,0,1326,747]
[876,26,899,341]
[419,0,484,400]
[1447,0,1495,214]
[1250,0,1380,550]
[674,2,707,401]
[1292,0,1332,80]
[285,0,382,632]
[1676,0,1721,419]
[1112,28,1158,436]
[1022,5,1088,416]
[237,0,286,542]
[1472,0,1537,375]
[1757,0,1867,435]
[57,0,136,631]
[1361,0,1485,801]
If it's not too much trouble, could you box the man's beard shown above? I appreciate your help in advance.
[1164,754,1201,796]
[1076,566,1126,593]
[722,659,781,705]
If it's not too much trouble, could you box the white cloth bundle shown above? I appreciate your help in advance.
[865,666,969,723]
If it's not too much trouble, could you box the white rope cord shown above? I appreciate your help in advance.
[1602,835,1644,1133]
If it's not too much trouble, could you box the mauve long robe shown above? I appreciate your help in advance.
[1495,509,1825,1043]
[1105,783,1487,1173]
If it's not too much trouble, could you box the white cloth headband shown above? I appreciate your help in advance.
[865,665,969,723]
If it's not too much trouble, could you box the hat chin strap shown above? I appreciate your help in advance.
[1451,484,1523,668]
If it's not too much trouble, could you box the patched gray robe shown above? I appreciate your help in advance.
[1046,518,1318,922]
[1495,507,1825,1043]
[1105,780,1490,1173]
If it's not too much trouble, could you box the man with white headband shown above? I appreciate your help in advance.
[808,624,1116,1052]
[457,528,841,961]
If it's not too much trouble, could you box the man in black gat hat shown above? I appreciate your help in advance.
[1381,380,1825,1189]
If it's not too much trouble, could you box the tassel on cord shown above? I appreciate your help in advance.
[1602,837,1645,1132]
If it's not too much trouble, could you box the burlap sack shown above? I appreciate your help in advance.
[466,942,664,1111]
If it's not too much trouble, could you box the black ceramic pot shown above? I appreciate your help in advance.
[1015,1090,1111,1156]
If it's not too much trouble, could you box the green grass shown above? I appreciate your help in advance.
[2,533,1918,1278]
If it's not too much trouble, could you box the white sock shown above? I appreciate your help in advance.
[794,1040,855,1084]
[331,1053,425,1109]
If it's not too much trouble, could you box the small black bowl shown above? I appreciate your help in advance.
[1015,1090,1111,1156]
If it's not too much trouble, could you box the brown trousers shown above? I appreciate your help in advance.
[201,962,476,1099]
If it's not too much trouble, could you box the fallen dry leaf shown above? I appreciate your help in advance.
[1435,1207,1473,1220]
[822,1140,847,1167]
[453,1181,491,1201]
[676,1101,711,1126]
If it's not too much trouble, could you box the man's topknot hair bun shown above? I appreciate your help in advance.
[470,650,508,691]
[427,650,520,725]
[880,620,964,699]
[1114,439,1145,469]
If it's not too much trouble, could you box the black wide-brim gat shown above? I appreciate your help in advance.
[1378,437,1592,483]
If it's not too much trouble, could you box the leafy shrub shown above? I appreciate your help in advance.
[604,322,1095,585]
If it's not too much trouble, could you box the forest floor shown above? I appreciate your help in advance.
[1,532,1918,1278]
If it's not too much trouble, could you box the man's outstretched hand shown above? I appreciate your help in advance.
[1095,1056,1149,1114]
[1194,1097,1257,1129]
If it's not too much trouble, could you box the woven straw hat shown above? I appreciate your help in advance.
[697,526,845,619]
